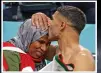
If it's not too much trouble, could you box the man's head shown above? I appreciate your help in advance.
[48,6,86,41]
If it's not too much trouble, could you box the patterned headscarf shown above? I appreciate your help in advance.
[10,19,48,52]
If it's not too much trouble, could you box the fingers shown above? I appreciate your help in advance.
[31,14,35,26]
[31,12,49,30]
[40,14,48,30]
[39,14,45,30]
[34,14,40,28]
[47,17,51,26]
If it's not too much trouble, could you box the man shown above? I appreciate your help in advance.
[31,6,95,71]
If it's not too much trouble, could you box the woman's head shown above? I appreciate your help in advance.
[11,19,49,59]
[28,35,50,59]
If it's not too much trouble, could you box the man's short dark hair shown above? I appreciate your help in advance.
[57,5,87,34]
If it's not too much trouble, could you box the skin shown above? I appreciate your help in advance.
[27,35,57,61]
[28,35,50,59]
[31,11,95,71]
[49,11,95,71]
[31,12,49,30]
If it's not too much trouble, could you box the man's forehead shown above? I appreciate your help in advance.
[53,11,72,25]
[52,11,63,22]
[52,11,61,21]
[53,11,60,17]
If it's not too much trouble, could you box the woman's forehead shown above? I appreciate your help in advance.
[39,35,48,41]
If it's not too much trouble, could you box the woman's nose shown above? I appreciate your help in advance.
[41,44,47,52]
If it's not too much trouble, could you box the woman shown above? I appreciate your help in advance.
[3,19,56,71]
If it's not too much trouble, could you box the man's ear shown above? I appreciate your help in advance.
[60,22,66,31]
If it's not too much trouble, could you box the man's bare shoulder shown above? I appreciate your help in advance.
[73,46,95,71]
[77,45,93,59]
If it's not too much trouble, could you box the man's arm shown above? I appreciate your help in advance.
[31,12,49,30]
[73,51,95,71]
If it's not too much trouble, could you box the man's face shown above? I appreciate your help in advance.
[28,35,50,59]
[48,11,62,41]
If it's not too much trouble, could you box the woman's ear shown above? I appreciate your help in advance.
[60,22,66,31]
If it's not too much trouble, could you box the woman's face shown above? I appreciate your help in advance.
[28,35,50,59]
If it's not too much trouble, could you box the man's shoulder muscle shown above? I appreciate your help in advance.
[73,49,95,71]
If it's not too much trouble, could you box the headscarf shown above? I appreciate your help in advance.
[9,19,48,52]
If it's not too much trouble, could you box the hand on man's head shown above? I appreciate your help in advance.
[31,12,49,31]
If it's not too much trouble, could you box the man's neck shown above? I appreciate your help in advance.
[58,29,80,64]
